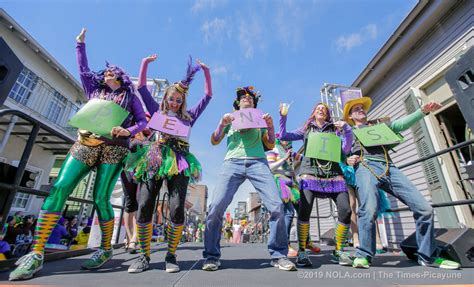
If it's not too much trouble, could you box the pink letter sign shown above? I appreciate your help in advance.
[231,108,268,130]
[148,113,190,137]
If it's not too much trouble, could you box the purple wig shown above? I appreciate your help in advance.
[85,61,134,91]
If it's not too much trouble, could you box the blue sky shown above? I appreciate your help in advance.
[3,0,417,215]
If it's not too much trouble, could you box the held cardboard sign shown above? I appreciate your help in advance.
[305,132,341,163]
[148,112,190,137]
[231,108,267,130]
[68,99,129,139]
[353,123,404,147]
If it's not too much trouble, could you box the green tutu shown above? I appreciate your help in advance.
[126,142,202,183]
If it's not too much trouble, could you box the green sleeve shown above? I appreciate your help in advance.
[390,109,426,133]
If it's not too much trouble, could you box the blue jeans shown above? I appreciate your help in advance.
[203,158,289,260]
[284,202,295,240]
[355,160,435,261]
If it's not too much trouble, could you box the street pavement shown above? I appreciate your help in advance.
[0,242,472,286]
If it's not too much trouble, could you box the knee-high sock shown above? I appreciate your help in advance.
[137,221,153,257]
[99,219,114,250]
[31,210,61,254]
[335,222,350,251]
[167,222,184,256]
[297,220,310,251]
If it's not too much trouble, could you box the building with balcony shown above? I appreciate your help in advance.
[312,0,473,248]
[0,8,87,216]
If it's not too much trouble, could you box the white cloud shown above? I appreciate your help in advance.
[274,0,306,48]
[336,24,378,52]
[238,17,264,59]
[212,65,228,76]
[201,18,230,45]
[192,0,227,13]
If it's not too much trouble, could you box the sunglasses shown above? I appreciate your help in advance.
[167,97,183,104]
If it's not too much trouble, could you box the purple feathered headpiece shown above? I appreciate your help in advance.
[86,61,134,91]
[174,56,201,95]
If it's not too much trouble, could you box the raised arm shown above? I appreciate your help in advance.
[75,28,97,98]
[390,101,442,133]
[137,55,160,114]
[211,113,233,145]
[138,54,157,89]
[188,60,212,126]
[278,114,305,141]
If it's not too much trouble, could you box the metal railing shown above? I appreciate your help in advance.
[0,109,125,242]
[310,138,474,242]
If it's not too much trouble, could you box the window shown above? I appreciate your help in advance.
[9,162,43,210]
[8,68,38,105]
[44,91,67,123]
[12,193,30,209]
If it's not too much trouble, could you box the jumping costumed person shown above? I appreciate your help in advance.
[127,54,212,273]
[10,28,147,281]
[279,102,354,267]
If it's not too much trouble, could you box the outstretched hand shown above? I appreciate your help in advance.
[421,101,442,114]
[76,28,86,43]
[262,113,274,128]
[197,59,210,72]
[144,54,158,63]
[220,113,234,127]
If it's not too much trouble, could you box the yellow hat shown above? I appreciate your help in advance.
[342,96,372,125]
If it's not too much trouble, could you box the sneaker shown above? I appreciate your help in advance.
[270,257,297,271]
[202,258,221,271]
[128,254,150,273]
[418,257,461,270]
[296,251,312,267]
[288,246,298,258]
[81,248,113,270]
[306,241,321,254]
[352,256,370,269]
[165,254,180,273]
[9,252,43,281]
[331,250,353,266]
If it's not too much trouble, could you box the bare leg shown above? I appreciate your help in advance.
[348,186,359,248]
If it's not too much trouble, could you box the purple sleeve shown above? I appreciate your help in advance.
[76,42,97,98]
[278,115,305,141]
[126,93,147,136]
[188,94,212,126]
[138,86,160,115]
[339,124,353,155]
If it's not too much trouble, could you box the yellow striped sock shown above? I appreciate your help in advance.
[167,223,184,256]
[99,219,114,250]
[297,221,310,251]
[31,210,61,254]
[335,222,350,251]
[137,222,153,257]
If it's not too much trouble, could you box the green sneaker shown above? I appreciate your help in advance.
[81,248,113,270]
[9,252,44,281]
[352,256,370,269]
[331,250,353,266]
[418,257,460,270]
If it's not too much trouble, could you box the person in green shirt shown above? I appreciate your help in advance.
[202,86,296,272]
[344,96,460,270]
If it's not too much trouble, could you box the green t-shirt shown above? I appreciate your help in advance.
[224,125,268,160]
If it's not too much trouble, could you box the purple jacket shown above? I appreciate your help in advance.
[138,86,211,127]
[76,43,146,136]
[278,115,353,155]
